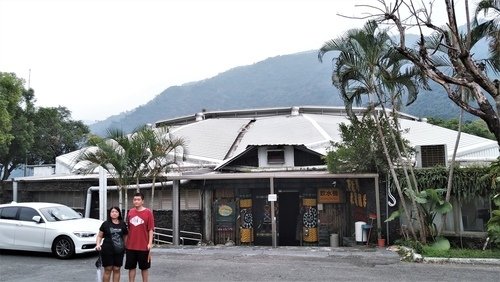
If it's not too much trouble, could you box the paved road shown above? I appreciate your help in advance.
[1,246,499,281]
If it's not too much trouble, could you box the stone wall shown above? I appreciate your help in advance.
[154,210,203,233]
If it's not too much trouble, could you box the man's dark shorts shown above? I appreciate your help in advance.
[125,249,151,270]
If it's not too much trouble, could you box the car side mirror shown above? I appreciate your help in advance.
[32,215,42,223]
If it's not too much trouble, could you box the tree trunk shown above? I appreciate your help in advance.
[377,104,428,243]
[118,187,123,218]
[371,110,418,240]
[124,186,129,220]
[438,106,463,236]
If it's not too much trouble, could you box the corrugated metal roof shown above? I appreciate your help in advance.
[235,115,327,156]
[55,107,499,175]
[398,119,498,159]
[170,118,251,160]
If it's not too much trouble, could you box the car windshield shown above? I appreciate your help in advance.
[39,205,82,222]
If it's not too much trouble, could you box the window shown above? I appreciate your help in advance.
[438,196,491,234]
[267,149,285,164]
[19,207,41,222]
[461,197,490,232]
[0,207,18,220]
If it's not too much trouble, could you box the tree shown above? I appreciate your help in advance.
[76,126,184,215]
[0,72,35,181]
[28,106,89,165]
[77,128,136,215]
[325,115,406,174]
[365,0,500,146]
[319,20,433,242]
[427,117,496,140]
[482,158,500,244]
[138,126,186,207]
[472,0,499,72]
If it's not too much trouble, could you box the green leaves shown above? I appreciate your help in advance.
[392,167,492,199]
[487,193,500,243]
[429,237,451,251]
[0,72,35,180]
[28,107,89,165]
[384,210,401,222]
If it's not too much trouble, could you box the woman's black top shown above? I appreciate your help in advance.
[99,220,128,254]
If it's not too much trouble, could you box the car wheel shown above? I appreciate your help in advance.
[52,236,75,259]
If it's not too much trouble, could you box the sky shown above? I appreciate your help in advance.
[0,0,469,122]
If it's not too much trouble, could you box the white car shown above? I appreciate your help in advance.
[0,202,103,259]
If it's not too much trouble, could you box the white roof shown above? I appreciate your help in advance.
[164,107,499,165]
[55,106,499,174]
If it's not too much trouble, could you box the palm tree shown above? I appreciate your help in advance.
[318,20,425,241]
[472,0,499,72]
[77,128,135,215]
[127,127,153,192]
[137,126,186,208]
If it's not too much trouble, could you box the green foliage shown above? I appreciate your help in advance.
[384,209,401,222]
[0,73,35,180]
[487,193,500,244]
[0,72,24,153]
[427,117,495,140]
[404,188,453,238]
[422,246,500,258]
[391,166,493,199]
[429,237,451,251]
[77,126,186,210]
[28,106,89,164]
[394,238,424,254]
[325,115,410,173]
[477,158,500,244]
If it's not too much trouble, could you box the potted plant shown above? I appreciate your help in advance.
[377,228,386,247]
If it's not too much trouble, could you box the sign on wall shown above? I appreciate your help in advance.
[318,188,341,204]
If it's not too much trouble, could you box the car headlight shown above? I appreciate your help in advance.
[73,232,97,238]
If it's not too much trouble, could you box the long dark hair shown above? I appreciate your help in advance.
[107,206,123,222]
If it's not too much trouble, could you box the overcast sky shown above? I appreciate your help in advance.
[0,0,468,122]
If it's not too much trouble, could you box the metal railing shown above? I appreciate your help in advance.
[153,227,203,245]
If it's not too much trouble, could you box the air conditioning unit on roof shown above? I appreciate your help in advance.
[415,144,447,168]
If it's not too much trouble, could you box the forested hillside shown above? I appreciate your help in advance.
[90,50,474,136]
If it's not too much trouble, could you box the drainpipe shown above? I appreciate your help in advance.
[13,180,18,202]
[270,177,277,248]
[375,175,381,239]
[173,180,180,245]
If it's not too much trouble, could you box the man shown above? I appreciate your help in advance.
[125,192,155,282]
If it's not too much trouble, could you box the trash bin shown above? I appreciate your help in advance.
[355,221,367,243]
[330,233,339,247]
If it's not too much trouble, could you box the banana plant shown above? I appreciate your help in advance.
[487,193,500,244]
[386,188,452,241]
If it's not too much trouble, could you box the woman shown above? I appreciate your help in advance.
[96,207,128,282]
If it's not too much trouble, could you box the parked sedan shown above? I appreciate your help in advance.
[0,202,103,259]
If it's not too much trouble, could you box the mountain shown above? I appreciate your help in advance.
[89,49,482,136]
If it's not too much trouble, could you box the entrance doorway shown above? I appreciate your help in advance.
[278,192,300,246]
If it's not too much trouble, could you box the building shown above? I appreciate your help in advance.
[6,106,499,246]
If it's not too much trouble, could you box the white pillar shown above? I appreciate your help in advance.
[99,167,107,221]
[270,177,277,248]
[173,180,180,245]
[13,181,18,202]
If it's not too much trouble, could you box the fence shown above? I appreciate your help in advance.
[153,227,203,245]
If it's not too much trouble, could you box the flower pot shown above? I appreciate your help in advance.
[377,238,386,247]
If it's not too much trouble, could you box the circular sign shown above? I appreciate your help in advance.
[303,207,318,228]
[218,205,233,216]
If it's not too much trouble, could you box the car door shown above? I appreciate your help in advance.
[0,206,19,248]
[13,207,47,251]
